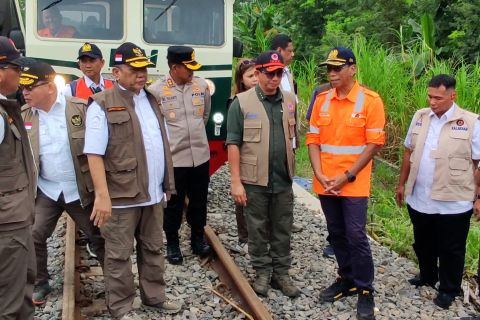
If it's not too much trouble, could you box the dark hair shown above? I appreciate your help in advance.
[428,74,456,90]
[234,58,256,94]
[269,34,292,51]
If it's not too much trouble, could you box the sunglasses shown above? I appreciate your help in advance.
[20,82,50,91]
[259,68,283,79]
[326,64,349,73]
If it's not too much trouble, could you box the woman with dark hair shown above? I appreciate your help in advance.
[231,58,257,252]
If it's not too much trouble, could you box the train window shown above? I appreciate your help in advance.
[36,0,124,40]
[144,0,224,46]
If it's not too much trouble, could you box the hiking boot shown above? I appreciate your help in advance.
[118,310,142,320]
[252,273,271,296]
[320,277,357,302]
[166,243,183,265]
[291,223,303,233]
[357,290,375,320]
[408,275,436,288]
[191,236,212,257]
[142,300,182,314]
[271,274,301,297]
[433,291,455,309]
[32,282,52,305]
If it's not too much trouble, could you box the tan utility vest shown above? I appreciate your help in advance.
[149,75,211,167]
[0,100,36,231]
[90,84,175,206]
[406,106,477,201]
[22,97,94,207]
[236,88,296,187]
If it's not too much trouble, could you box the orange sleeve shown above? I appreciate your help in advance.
[365,95,386,145]
[305,95,324,145]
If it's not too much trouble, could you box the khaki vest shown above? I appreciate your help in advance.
[21,97,94,207]
[90,84,175,206]
[149,75,211,167]
[406,106,477,201]
[236,88,296,187]
[0,100,36,231]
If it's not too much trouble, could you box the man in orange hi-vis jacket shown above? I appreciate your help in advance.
[306,46,385,320]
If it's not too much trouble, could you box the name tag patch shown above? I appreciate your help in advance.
[245,113,258,119]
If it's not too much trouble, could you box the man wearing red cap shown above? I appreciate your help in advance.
[0,36,36,319]
[226,50,300,297]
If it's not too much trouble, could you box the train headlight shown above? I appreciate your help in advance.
[205,78,216,95]
[213,112,224,125]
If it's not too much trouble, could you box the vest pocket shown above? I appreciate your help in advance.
[240,155,257,183]
[449,156,470,185]
[106,111,133,139]
[105,157,140,199]
[243,120,261,142]
[288,118,296,139]
[0,187,31,223]
[346,117,366,127]
[0,162,28,193]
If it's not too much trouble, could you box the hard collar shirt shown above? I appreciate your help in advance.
[405,103,480,214]
[64,75,107,97]
[0,93,6,143]
[36,92,80,203]
[84,86,166,208]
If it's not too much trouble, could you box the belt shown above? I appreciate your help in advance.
[0,187,26,197]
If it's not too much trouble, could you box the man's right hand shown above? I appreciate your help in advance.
[90,194,112,227]
[395,185,405,207]
[231,181,247,207]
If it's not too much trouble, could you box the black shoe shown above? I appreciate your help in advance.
[166,243,183,265]
[433,291,455,309]
[320,277,357,302]
[191,237,212,257]
[408,275,436,288]
[322,244,335,259]
[357,289,375,320]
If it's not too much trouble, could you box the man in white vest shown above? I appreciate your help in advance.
[396,74,480,309]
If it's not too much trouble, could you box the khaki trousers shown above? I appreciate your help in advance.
[101,203,166,318]
[32,190,105,284]
[0,226,36,320]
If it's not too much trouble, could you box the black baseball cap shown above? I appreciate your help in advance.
[78,42,103,59]
[320,46,356,66]
[19,61,56,87]
[255,50,284,72]
[0,36,21,66]
[113,42,154,68]
[167,46,202,71]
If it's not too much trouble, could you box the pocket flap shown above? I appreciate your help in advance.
[449,158,469,170]
[240,155,257,165]
[244,120,262,129]
[346,117,366,127]
[107,111,131,124]
[105,157,137,172]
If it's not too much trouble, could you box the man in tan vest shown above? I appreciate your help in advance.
[19,60,105,305]
[396,74,480,309]
[84,42,181,320]
[149,46,212,265]
[0,36,36,320]
[226,51,300,298]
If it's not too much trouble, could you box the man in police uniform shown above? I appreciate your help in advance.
[307,47,385,320]
[227,51,300,298]
[0,36,36,320]
[149,46,212,265]
[85,42,181,320]
[396,74,480,309]
[19,61,105,305]
[64,42,114,99]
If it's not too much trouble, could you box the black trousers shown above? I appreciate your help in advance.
[163,161,209,241]
[407,205,472,296]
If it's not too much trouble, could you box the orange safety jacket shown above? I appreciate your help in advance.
[305,81,385,197]
[71,77,114,100]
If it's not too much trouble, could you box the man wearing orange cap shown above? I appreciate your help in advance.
[226,51,300,297]
[149,46,212,266]
[84,42,180,320]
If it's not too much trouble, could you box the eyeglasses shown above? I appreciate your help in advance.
[259,68,283,79]
[326,64,349,73]
[20,82,50,91]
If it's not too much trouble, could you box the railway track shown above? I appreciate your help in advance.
[61,218,273,320]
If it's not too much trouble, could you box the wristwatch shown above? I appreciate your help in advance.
[344,170,356,183]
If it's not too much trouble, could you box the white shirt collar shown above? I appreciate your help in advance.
[429,102,456,120]
[84,75,105,89]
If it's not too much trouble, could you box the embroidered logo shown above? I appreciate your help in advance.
[71,115,83,127]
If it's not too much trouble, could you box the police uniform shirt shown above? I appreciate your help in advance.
[0,92,7,143]
[64,75,108,97]
[34,91,80,203]
[404,103,480,214]
[84,86,166,208]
